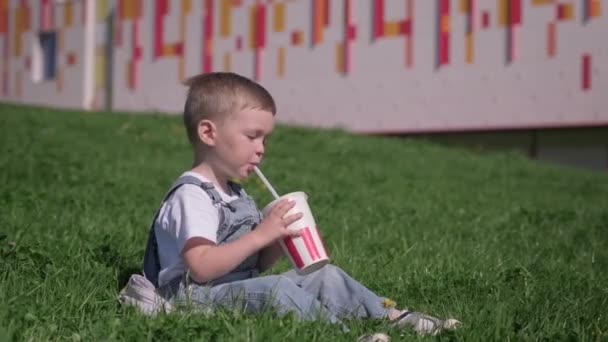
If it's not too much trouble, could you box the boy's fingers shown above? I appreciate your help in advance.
[287,229,302,237]
[282,212,303,226]
[273,200,296,216]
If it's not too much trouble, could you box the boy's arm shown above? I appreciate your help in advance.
[182,198,301,283]
[182,230,268,283]
[256,242,285,273]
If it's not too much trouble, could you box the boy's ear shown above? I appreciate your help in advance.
[197,119,217,146]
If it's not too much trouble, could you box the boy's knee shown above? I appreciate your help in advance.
[315,264,346,283]
[256,275,300,298]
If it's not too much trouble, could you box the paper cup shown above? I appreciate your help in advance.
[262,192,330,275]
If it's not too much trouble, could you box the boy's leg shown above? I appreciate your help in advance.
[172,274,342,324]
[283,265,460,335]
[282,264,391,319]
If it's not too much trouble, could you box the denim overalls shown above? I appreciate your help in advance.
[142,175,390,323]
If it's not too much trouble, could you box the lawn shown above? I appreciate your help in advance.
[1,104,607,341]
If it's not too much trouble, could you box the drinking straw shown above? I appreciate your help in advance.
[254,166,280,199]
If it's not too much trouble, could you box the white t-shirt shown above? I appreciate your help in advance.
[154,171,239,286]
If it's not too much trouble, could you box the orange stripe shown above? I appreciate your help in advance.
[591,0,601,17]
[547,22,556,57]
[335,42,343,73]
[314,0,323,44]
[441,15,450,33]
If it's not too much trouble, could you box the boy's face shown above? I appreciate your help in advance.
[212,107,274,180]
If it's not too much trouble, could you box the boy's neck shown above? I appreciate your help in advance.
[191,161,231,194]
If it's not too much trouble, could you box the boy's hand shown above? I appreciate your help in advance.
[255,199,303,246]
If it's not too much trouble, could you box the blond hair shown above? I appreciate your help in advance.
[182,72,276,144]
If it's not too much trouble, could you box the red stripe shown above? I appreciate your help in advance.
[373,0,383,38]
[582,54,591,90]
[283,237,304,268]
[482,11,490,28]
[154,0,165,58]
[256,4,265,48]
[400,20,411,35]
[301,227,321,261]
[344,0,352,73]
[440,33,449,65]
[0,4,6,34]
[511,0,521,25]
[203,0,213,72]
[130,18,140,89]
[440,0,449,15]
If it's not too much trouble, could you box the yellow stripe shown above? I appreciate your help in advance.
[123,0,134,20]
[249,6,257,49]
[220,0,231,37]
[95,0,107,22]
[459,0,469,13]
[95,47,105,87]
[65,0,73,26]
[465,32,474,64]
[531,0,553,5]
[223,52,231,72]
[497,0,508,26]
[383,21,401,37]
[162,44,175,56]
[182,0,191,13]
[564,3,574,20]
[273,2,285,32]
[16,71,22,97]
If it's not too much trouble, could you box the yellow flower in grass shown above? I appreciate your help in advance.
[382,298,396,308]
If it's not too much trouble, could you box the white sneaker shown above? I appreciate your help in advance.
[356,333,391,342]
[391,311,460,336]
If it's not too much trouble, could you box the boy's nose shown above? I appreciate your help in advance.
[256,142,265,155]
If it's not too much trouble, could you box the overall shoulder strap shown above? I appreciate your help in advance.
[143,175,221,287]
[227,181,246,197]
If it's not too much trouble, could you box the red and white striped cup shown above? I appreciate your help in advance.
[262,192,330,275]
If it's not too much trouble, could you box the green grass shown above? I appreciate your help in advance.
[1,103,608,341]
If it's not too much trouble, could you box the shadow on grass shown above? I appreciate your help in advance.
[91,242,143,290]
[117,265,143,290]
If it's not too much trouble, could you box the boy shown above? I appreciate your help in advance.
[130,72,459,339]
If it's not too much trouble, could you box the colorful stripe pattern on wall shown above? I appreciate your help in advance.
[0,0,605,101]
